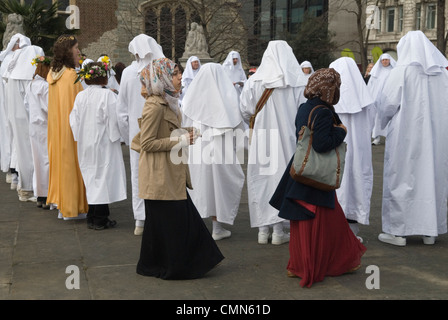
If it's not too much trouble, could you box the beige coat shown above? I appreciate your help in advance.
[133,95,192,200]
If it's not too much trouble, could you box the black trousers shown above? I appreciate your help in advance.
[87,204,110,227]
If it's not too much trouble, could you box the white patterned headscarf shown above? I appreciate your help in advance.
[141,58,180,113]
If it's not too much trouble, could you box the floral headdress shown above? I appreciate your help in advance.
[31,55,51,66]
[75,56,111,83]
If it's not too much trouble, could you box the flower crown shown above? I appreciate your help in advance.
[75,56,111,84]
[31,55,51,66]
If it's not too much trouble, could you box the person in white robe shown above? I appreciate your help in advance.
[182,63,245,240]
[116,34,164,235]
[3,33,43,202]
[329,57,376,242]
[0,43,14,178]
[240,40,308,245]
[70,75,127,229]
[222,50,247,97]
[368,53,396,145]
[377,30,448,246]
[300,60,314,82]
[180,56,201,102]
[24,59,50,209]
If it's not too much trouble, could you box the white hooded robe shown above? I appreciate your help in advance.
[222,51,247,97]
[181,56,201,101]
[24,75,49,197]
[116,34,164,223]
[329,57,375,225]
[378,31,448,237]
[240,40,307,228]
[182,63,245,225]
[3,33,43,191]
[368,53,396,139]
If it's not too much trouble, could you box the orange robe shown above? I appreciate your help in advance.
[47,67,88,217]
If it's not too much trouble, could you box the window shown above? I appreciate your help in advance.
[426,3,436,29]
[416,4,421,30]
[144,3,198,62]
[398,6,403,32]
[386,8,395,32]
[274,0,288,38]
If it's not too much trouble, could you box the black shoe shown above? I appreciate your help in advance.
[94,219,117,230]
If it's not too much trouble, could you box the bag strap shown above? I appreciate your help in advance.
[249,88,275,130]
[307,105,338,130]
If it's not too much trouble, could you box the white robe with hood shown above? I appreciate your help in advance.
[3,33,43,191]
[378,30,448,237]
[0,49,14,173]
[222,51,247,97]
[240,40,308,228]
[70,86,127,204]
[24,75,49,197]
[329,57,376,225]
[117,34,164,222]
[368,53,396,138]
[300,60,314,83]
[180,56,201,101]
[182,63,245,225]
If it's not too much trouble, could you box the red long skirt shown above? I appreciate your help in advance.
[288,198,367,288]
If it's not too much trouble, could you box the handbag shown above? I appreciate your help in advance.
[289,105,346,191]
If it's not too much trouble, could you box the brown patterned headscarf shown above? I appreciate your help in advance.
[304,68,341,106]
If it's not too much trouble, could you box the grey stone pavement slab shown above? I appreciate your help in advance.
[0,143,447,304]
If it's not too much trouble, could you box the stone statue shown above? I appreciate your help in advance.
[3,14,25,50]
[180,22,214,67]
[183,22,210,59]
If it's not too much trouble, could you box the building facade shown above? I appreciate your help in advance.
[11,0,448,69]
[329,0,448,64]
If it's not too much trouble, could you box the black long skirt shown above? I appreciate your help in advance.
[136,194,224,280]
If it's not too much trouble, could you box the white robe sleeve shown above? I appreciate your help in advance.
[117,82,130,145]
[70,97,80,142]
[378,71,403,130]
[239,84,256,125]
[105,92,121,143]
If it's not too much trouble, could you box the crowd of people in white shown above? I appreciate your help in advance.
[0,29,447,285]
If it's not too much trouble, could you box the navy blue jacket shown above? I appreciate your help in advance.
[269,97,347,220]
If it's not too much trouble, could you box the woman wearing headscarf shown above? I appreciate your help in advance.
[2,33,44,202]
[182,63,245,241]
[269,68,367,288]
[135,58,224,279]
[329,57,376,242]
[47,35,88,219]
[222,50,247,97]
[116,34,164,235]
[367,53,396,145]
[240,40,308,245]
[180,55,201,101]
[377,31,448,246]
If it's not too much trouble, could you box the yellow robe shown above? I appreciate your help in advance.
[47,67,88,217]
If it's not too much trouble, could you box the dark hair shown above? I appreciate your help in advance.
[114,62,126,84]
[34,62,51,80]
[84,62,108,86]
[51,35,78,72]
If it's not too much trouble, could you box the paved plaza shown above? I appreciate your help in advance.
[1,142,447,302]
